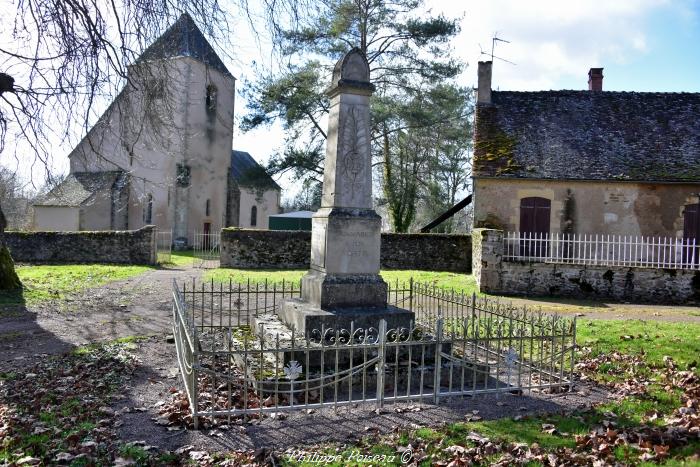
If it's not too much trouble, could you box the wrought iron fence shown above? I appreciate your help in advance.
[172,278,576,428]
[156,230,172,264]
[192,231,221,268]
[504,231,699,270]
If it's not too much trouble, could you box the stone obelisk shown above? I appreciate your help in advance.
[280,48,413,334]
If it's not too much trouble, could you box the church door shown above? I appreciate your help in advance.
[203,222,211,250]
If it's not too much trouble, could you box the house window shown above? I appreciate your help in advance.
[519,197,551,257]
[683,203,699,265]
[205,199,211,217]
[250,205,257,227]
[206,85,217,115]
[144,194,153,224]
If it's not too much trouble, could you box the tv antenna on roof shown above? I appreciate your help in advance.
[479,33,516,65]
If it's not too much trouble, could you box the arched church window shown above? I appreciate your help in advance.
[206,85,217,115]
[205,199,211,217]
[144,194,153,224]
[250,205,257,227]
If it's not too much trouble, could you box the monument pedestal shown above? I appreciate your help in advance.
[279,206,415,335]
[279,299,414,336]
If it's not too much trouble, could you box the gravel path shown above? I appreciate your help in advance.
[0,264,201,372]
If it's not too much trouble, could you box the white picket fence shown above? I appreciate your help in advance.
[503,232,699,270]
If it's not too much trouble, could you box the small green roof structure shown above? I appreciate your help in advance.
[268,211,313,231]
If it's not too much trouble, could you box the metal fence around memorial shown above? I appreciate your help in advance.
[172,278,576,428]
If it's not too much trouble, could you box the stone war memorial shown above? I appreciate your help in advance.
[279,48,413,335]
[171,49,576,427]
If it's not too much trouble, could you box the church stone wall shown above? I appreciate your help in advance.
[5,226,157,265]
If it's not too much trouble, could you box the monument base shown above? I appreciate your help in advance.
[279,298,414,336]
[301,270,388,309]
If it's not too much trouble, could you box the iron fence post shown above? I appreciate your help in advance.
[409,277,414,312]
[433,318,443,404]
[376,319,387,409]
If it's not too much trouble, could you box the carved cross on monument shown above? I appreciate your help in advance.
[279,49,413,334]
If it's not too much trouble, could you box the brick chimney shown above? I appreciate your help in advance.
[588,67,603,91]
[477,61,492,104]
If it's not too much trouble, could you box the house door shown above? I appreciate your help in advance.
[520,197,551,258]
[683,203,699,266]
[203,222,211,250]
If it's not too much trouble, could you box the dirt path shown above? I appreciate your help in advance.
[499,296,700,323]
[0,265,202,372]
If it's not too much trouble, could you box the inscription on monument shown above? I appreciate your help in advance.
[310,223,327,268]
[340,106,367,205]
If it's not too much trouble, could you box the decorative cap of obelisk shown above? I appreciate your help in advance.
[327,48,376,97]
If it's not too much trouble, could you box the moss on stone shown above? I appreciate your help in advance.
[473,106,521,176]
[0,244,22,290]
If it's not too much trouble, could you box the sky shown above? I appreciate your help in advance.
[3,0,699,194]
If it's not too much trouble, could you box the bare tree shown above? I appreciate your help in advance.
[0,1,234,289]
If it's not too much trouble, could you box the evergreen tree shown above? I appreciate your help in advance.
[243,0,464,206]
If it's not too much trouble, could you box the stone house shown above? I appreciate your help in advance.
[32,13,280,242]
[472,62,700,252]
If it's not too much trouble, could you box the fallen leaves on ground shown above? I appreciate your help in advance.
[0,343,141,465]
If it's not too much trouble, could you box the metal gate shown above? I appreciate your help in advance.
[172,279,576,428]
[192,231,220,268]
[156,229,172,264]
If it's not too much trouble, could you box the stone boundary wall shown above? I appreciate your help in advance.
[472,229,700,304]
[5,226,157,265]
[220,228,472,272]
[221,229,311,269]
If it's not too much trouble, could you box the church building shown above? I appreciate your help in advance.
[32,13,280,242]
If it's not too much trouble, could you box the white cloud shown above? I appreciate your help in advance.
[436,0,679,90]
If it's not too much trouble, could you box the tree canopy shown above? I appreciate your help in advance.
[243,0,463,179]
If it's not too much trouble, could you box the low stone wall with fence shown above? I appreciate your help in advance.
[5,226,157,265]
[472,229,700,304]
[220,228,471,272]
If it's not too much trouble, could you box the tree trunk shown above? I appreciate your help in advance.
[0,201,22,290]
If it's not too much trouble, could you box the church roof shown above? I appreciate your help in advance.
[137,13,233,78]
[473,90,700,182]
[35,172,125,207]
[231,150,280,190]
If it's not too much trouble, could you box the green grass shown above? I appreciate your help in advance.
[162,250,196,267]
[577,319,700,370]
[72,335,146,356]
[203,268,479,295]
[0,264,153,305]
